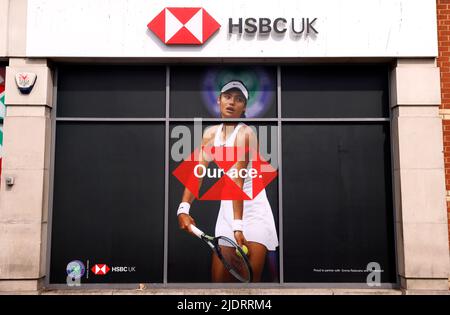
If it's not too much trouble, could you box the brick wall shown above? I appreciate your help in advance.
[437,0,450,248]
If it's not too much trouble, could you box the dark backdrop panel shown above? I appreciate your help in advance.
[170,66,277,118]
[57,66,166,118]
[168,123,279,282]
[50,122,165,283]
[282,123,396,283]
[281,65,389,118]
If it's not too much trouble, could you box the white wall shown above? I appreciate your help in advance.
[26,0,437,58]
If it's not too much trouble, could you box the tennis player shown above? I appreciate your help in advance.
[177,80,279,282]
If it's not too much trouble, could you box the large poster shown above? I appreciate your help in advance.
[169,66,279,283]
[52,65,396,286]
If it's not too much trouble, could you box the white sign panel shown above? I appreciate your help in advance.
[26,0,438,58]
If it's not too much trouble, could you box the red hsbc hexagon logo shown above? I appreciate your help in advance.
[91,264,110,275]
[148,7,220,45]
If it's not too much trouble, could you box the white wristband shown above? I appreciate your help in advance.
[232,219,243,232]
[177,202,191,216]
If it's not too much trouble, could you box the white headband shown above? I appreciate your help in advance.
[220,81,249,100]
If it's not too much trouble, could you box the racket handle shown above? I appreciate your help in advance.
[190,225,203,238]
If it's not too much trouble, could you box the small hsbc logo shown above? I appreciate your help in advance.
[91,264,136,275]
[147,7,220,45]
[91,264,110,275]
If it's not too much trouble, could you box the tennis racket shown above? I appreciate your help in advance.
[190,224,253,283]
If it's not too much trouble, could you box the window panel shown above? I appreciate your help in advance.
[170,66,277,118]
[57,66,165,118]
[50,122,165,283]
[282,123,396,283]
[282,66,389,118]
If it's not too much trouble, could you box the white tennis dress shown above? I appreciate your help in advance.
[213,123,279,251]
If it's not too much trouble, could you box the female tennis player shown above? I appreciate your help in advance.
[177,80,279,282]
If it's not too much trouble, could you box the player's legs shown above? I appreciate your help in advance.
[211,247,237,282]
[211,243,267,282]
[246,241,267,282]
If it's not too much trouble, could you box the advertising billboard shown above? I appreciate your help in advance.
[50,64,395,286]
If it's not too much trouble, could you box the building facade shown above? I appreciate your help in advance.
[0,0,449,292]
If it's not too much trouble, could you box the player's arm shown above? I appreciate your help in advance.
[177,126,215,233]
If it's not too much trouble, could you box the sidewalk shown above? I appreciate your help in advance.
[1,288,449,295]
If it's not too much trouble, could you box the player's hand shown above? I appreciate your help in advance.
[233,231,248,248]
[178,213,196,234]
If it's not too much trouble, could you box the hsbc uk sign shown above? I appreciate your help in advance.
[229,17,318,35]
[147,7,318,46]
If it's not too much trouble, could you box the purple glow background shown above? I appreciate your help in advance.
[201,67,275,118]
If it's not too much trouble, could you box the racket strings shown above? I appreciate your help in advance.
[217,239,252,282]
